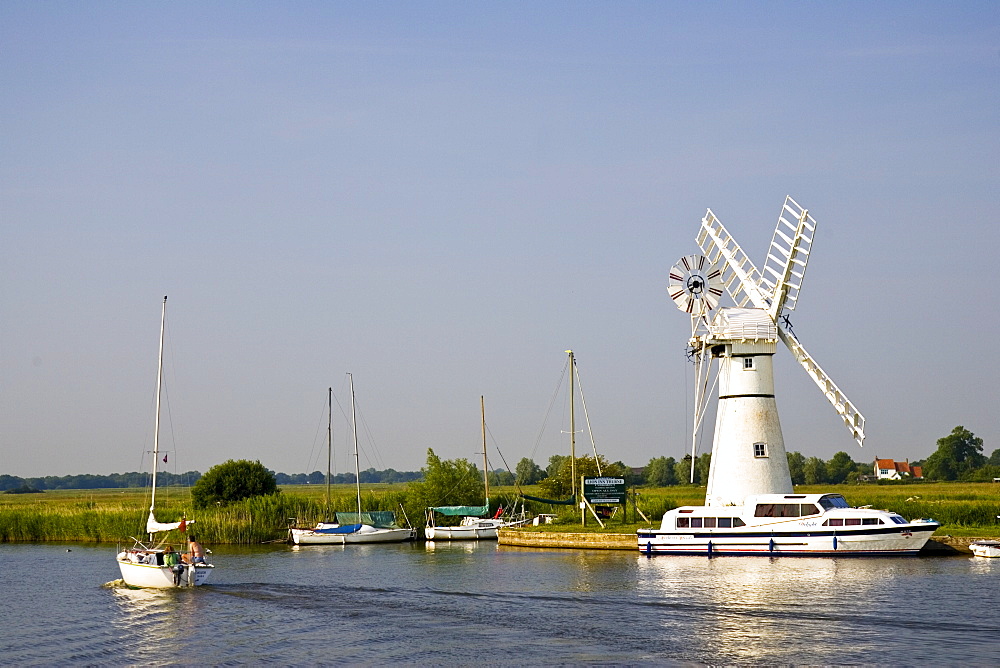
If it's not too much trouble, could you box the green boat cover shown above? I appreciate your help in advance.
[336,511,400,528]
[430,504,489,517]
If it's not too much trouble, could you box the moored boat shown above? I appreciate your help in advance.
[289,374,414,546]
[426,514,504,541]
[970,540,1000,558]
[425,396,502,541]
[638,492,939,556]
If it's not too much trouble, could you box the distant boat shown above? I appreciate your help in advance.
[970,540,1000,558]
[116,297,214,587]
[290,375,414,545]
[425,397,503,541]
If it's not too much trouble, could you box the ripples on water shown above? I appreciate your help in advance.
[2,541,999,665]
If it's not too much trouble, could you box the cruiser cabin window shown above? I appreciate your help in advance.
[754,503,820,518]
[676,517,746,529]
[818,495,850,511]
[753,442,768,458]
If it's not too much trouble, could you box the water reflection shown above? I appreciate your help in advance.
[424,540,477,553]
[2,543,998,665]
[636,555,974,664]
[969,554,1000,575]
[111,584,212,664]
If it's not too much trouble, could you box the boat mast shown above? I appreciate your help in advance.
[481,396,489,509]
[566,350,577,501]
[149,295,167,531]
[349,373,362,520]
[326,386,332,522]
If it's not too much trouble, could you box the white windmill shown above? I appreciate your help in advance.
[668,196,865,507]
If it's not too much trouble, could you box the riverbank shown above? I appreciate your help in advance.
[4,482,999,545]
[499,529,985,555]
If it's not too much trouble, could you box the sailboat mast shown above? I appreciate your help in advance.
[349,373,362,519]
[567,350,577,501]
[480,396,489,508]
[149,296,167,521]
[326,386,332,522]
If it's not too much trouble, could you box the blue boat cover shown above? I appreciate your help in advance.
[313,523,363,534]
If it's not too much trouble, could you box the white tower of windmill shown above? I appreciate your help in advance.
[668,196,866,507]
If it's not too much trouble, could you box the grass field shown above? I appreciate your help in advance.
[1,481,997,543]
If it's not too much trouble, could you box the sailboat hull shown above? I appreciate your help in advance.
[425,518,502,541]
[117,554,213,588]
[291,524,414,545]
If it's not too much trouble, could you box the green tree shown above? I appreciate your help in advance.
[191,459,278,508]
[803,456,827,485]
[674,455,695,485]
[645,456,678,487]
[786,451,806,485]
[546,454,568,479]
[924,426,986,480]
[538,455,623,499]
[409,448,485,508]
[488,469,515,486]
[695,452,712,485]
[515,457,545,485]
[826,451,856,484]
[988,449,1000,466]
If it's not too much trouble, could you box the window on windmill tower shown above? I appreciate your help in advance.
[753,442,768,458]
[742,357,754,370]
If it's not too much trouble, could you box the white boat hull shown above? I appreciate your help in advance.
[117,554,213,588]
[425,522,500,541]
[638,493,939,557]
[638,526,937,556]
[291,524,414,545]
[970,541,1000,558]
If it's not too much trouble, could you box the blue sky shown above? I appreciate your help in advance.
[3,2,998,477]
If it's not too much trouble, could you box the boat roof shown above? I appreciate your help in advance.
[667,493,848,513]
[743,493,846,504]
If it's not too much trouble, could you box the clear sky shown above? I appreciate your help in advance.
[2,2,998,478]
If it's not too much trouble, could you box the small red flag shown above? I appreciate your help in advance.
[162,453,168,464]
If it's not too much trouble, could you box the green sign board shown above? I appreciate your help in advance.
[582,477,626,504]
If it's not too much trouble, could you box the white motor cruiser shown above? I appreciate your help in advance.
[639,493,939,556]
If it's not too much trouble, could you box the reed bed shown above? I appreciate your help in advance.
[3,482,998,543]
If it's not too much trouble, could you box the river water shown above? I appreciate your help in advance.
[2,540,999,665]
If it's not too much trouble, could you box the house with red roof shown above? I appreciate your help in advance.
[874,458,923,480]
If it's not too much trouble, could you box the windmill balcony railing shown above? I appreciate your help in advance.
[710,322,777,341]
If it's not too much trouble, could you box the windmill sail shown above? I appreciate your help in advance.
[696,203,865,449]
[778,327,865,447]
[761,196,815,320]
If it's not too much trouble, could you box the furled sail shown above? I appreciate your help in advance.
[145,511,194,534]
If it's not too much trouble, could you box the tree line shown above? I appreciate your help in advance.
[5,425,995,494]
[641,425,1000,486]
[0,467,423,493]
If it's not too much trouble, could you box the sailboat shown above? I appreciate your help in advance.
[116,296,214,587]
[290,374,414,545]
[425,397,504,541]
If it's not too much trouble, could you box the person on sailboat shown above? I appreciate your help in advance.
[163,546,179,566]
[187,536,206,564]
